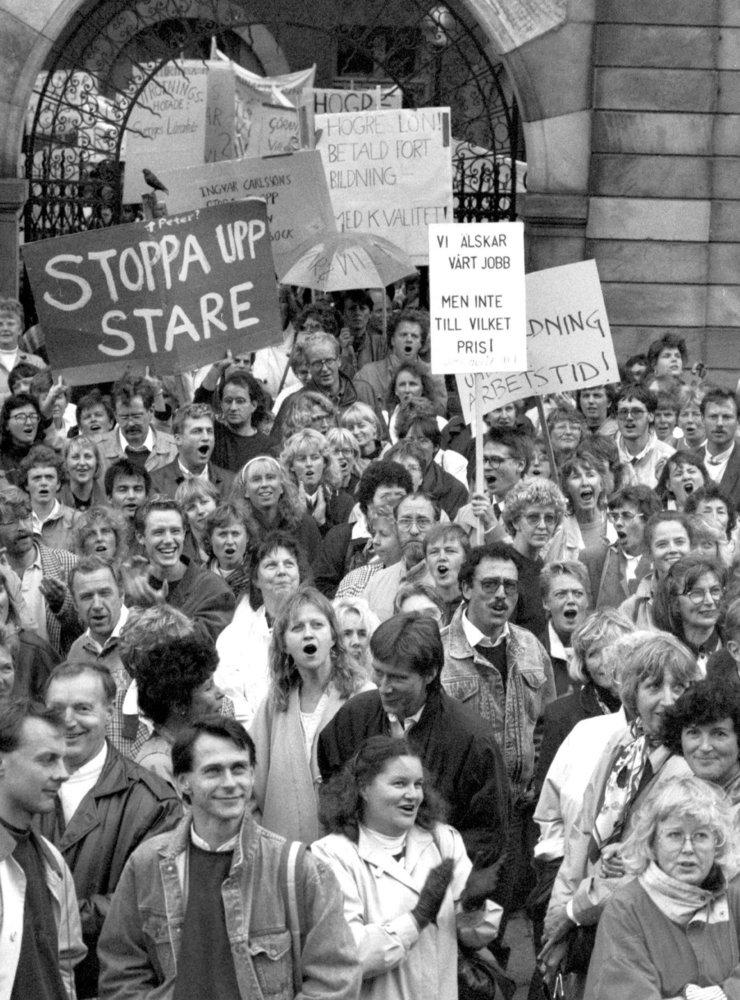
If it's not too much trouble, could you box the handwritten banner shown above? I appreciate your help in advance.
[428,222,526,375]
[315,107,453,263]
[22,200,283,385]
[156,150,334,278]
[311,86,402,114]
[456,260,619,424]
[122,61,209,203]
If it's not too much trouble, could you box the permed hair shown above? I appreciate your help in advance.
[569,609,635,686]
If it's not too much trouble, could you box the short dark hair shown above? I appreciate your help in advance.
[608,484,663,521]
[46,660,117,705]
[387,308,430,349]
[422,522,471,557]
[369,612,443,690]
[318,735,445,841]
[0,699,64,753]
[111,375,155,411]
[655,452,709,506]
[137,636,218,726]
[104,458,151,497]
[222,370,266,406]
[172,402,214,436]
[653,553,727,640]
[249,530,308,610]
[647,333,688,371]
[483,427,532,472]
[76,388,114,428]
[340,289,373,311]
[615,383,658,415]
[356,461,413,515]
[172,717,256,777]
[136,497,184,535]
[1,393,42,447]
[8,362,41,394]
[644,510,694,550]
[458,542,519,591]
[684,482,737,538]
[68,554,123,595]
[700,387,738,418]
[661,680,740,757]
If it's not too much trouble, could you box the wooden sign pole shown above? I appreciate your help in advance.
[474,373,485,545]
[535,395,558,476]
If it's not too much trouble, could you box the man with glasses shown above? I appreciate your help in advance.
[455,428,529,541]
[0,485,79,655]
[582,484,661,609]
[363,491,439,620]
[442,541,555,936]
[614,384,675,488]
[99,375,177,474]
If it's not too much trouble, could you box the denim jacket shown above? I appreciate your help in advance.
[442,607,556,802]
[98,814,360,1000]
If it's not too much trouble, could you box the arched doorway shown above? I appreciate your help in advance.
[23,0,522,244]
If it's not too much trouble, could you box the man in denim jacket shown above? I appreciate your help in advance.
[98,718,360,1000]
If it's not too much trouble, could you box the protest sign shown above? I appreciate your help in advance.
[122,61,209,203]
[428,222,526,376]
[22,200,283,385]
[156,150,335,277]
[205,60,236,163]
[311,85,402,114]
[456,259,619,424]
[314,107,453,263]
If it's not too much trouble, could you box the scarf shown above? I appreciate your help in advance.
[640,861,729,927]
[591,734,670,852]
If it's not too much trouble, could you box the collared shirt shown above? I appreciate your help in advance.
[31,498,62,535]
[386,703,425,739]
[616,432,674,488]
[461,611,510,651]
[177,458,210,483]
[58,741,108,823]
[83,604,130,654]
[624,551,641,584]
[547,622,573,668]
[190,828,238,853]
[20,545,47,641]
[118,426,155,454]
[704,442,734,483]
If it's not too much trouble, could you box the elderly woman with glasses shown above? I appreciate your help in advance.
[653,553,726,673]
[540,632,699,989]
[585,777,740,1000]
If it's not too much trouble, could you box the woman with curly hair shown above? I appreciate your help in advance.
[281,428,354,534]
[0,391,45,484]
[72,503,129,562]
[133,634,225,789]
[230,454,321,562]
[250,584,371,843]
[313,735,501,1000]
[549,451,613,562]
[503,476,568,643]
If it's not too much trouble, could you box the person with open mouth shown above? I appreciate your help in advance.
[325,426,362,493]
[19,443,79,552]
[73,504,127,564]
[74,387,115,443]
[656,452,710,511]
[423,523,470,625]
[614,384,676,490]
[0,391,44,484]
[550,453,614,563]
[250,586,372,845]
[281,428,354,535]
[539,560,591,696]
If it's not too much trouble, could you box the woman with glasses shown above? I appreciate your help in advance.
[502,477,567,644]
[546,405,588,467]
[653,553,726,674]
[0,392,44,484]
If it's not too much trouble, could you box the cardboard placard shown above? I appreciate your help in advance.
[456,259,619,424]
[22,200,283,385]
[311,85,402,114]
[428,222,526,375]
[314,107,454,263]
[155,150,335,278]
[122,61,209,203]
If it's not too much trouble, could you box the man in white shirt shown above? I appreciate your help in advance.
[614,384,674,488]
[701,387,740,509]
[42,661,181,999]
[0,297,45,404]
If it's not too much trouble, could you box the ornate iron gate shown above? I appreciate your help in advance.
[23,0,521,243]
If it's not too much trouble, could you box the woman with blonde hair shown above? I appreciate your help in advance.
[174,477,220,564]
[333,595,379,678]
[586,777,740,1000]
[325,425,362,492]
[251,584,371,843]
[280,428,354,533]
[60,434,106,510]
[72,503,129,563]
[282,388,339,441]
[341,401,384,470]
[230,454,321,562]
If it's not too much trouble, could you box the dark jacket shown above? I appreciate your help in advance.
[318,687,510,874]
[421,461,469,519]
[312,522,369,597]
[148,459,234,500]
[153,557,236,642]
[508,549,548,646]
[319,488,355,536]
[580,543,652,610]
[270,373,386,445]
[12,627,60,700]
[707,648,740,685]
[38,742,182,998]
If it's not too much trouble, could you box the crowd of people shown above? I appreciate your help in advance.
[2,283,740,1000]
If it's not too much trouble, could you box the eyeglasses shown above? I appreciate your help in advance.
[683,586,723,605]
[477,577,518,596]
[9,412,39,424]
[483,455,509,467]
[617,407,648,419]
[658,828,715,852]
[608,509,642,523]
[309,358,337,371]
[522,512,557,528]
[397,515,433,530]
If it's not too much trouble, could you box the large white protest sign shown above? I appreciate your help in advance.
[456,259,619,424]
[123,61,209,203]
[156,150,335,277]
[315,107,453,263]
[428,222,526,375]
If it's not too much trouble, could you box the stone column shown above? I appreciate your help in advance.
[0,179,28,297]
